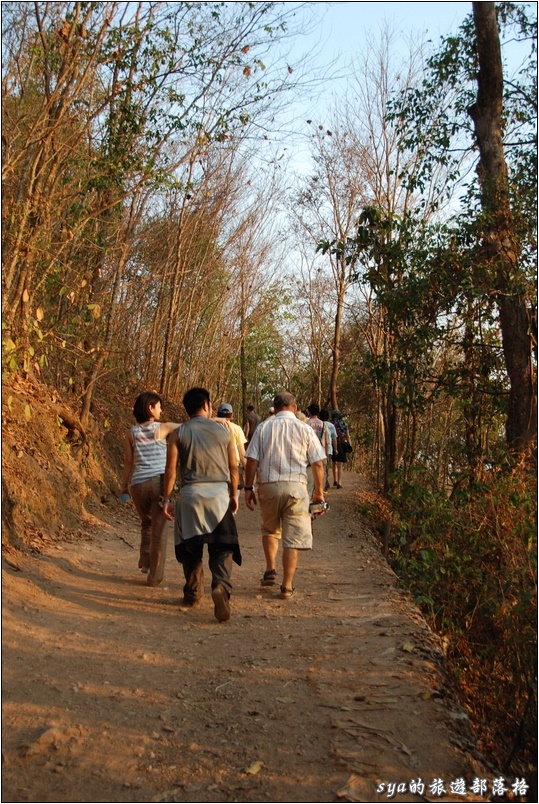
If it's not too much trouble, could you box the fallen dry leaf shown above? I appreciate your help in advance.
[244,760,263,775]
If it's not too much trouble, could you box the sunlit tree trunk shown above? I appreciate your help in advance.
[329,276,347,411]
[469,1,537,457]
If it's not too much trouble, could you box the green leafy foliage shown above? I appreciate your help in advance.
[388,465,537,769]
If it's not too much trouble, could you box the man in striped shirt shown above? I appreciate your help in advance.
[244,391,326,599]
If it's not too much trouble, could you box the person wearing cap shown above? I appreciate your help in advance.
[161,388,241,623]
[243,391,326,599]
[332,409,351,489]
[214,403,247,500]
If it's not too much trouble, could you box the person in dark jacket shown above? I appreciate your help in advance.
[331,409,351,489]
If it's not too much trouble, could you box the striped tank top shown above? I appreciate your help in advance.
[129,421,167,486]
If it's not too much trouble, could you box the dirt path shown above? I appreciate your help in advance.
[2,472,490,803]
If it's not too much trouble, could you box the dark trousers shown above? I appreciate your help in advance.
[176,539,233,601]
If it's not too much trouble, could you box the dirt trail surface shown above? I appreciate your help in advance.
[2,472,490,804]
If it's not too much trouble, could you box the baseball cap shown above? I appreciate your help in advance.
[218,403,233,416]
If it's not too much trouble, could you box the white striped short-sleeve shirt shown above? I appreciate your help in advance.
[245,411,326,484]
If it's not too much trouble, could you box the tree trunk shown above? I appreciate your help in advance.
[80,352,105,430]
[329,271,346,411]
[384,370,398,495]
[469,1,537,456]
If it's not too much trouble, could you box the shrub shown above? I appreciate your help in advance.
[387,465,537,774]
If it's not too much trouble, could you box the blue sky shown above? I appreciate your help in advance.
[272,2,473,174]
[285,1,473,79]
[301,1,528,69]
[305,1,472,55]
[272,1,530,175]
[286,1,527,91]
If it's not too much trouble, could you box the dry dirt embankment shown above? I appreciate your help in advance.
[1,468,494,803]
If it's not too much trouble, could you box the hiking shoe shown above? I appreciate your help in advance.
[333,482,338,488]
[280,586,296,600]
[212,584,231,622]
[261,569,277,586]
[337,484,342,489]
[180,596,201,609]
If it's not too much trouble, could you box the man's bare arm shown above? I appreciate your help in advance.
[244,456,258,511]
[161,433,179,520]
[227,438,239,514]
[228,436,240,498]
[310,460,325,503]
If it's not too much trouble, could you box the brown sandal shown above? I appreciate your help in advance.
[261,569,277,586]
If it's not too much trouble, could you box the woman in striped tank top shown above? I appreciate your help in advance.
[120,392,181,586]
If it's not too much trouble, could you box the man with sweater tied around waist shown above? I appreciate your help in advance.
[243,392,326,599]
[162,388,241,622]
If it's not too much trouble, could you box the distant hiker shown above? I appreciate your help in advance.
[243,405,262,443]
[305,403,326,497]
[306,403,324,441]
[319,409,337,491]
[161,388,241,623]
[244,391,326,599]
[332,409,351,489]
[120,392,181,586]
[213,402,247,501]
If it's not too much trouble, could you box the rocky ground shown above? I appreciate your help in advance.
[1,469,508,803]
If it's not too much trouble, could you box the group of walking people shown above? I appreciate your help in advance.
[120,389,351,622]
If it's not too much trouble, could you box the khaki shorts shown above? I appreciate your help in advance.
[257,481,312,549]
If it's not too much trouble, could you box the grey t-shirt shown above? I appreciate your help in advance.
[175,416,235,542]
[177,416,231,485]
